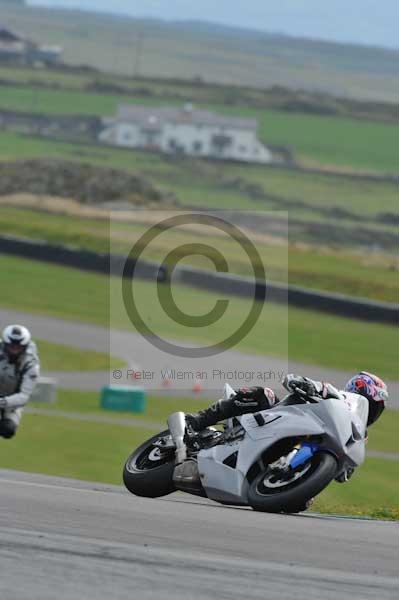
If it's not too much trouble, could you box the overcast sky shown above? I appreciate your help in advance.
[28,0,399,50]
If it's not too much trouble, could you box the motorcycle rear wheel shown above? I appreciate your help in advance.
[123,430,176,498]
[248,452,337,513]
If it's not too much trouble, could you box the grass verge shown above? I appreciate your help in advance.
[1,85,399,172]
[31,389,211,425]
[313,458,399,520]
[1,204,399,302]
[37,339,125,372]
[1,255,398,379]
[0,412,153,485]
[1,130,399,225]
[367,410,399,454]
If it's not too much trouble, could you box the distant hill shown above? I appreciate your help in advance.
[26,0,399,50]
[3,3,399,102]
[0,0,25,5]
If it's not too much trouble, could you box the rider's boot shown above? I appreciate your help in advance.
[185,389,273,432]
[167,411,188,465]
[168,411,201,486]
[335,467,355,483]
[170,402,230,486]
[185,399,233,432]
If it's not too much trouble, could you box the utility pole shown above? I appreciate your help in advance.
[133,31,144,78]
[112,29,120,74]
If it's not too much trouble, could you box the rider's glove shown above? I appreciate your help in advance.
[0,397,8,409]
[234,387,277,409]
[319,382,340,399]
[283,374,317,396]
[235,387,264,401]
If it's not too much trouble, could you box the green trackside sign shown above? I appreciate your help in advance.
[101,386,147,413]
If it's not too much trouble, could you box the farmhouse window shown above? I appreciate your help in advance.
[211,134,232,153]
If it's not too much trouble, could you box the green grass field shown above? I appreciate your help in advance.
[0,64,93,90]
[1,205,399,303]
[0,62,398,127]
[217,106,399,173]
[1,129,397,215]
[313,458,399,520]
[0,255,398,380]
[0,411,154,484]
[229,163,399,217]
[3,3,399,104]
[367,411,399,454]
[31,389,210,425]
[1,83,398,172]
[37,339,124,372]
[1,130,398,255]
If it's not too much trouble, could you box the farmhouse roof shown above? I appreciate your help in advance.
[116,104,258,131]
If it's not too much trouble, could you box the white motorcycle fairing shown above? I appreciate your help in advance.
[197,385,368,505]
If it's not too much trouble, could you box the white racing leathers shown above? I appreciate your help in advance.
[283,375,374,426]
[305,379,370,427]
[0,341,40,427]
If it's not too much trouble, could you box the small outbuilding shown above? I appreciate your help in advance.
[0,25,62,65]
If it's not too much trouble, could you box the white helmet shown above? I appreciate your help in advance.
[2,324,31,351]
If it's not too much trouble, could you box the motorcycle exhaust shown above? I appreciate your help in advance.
[167,412,187,464]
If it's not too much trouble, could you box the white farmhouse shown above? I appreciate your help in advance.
[99,104,272,164]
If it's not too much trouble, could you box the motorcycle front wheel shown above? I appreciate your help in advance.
[248,452,337,513]
[123,430,176,498]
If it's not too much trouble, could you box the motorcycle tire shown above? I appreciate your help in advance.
[248,452,337,513]
[123,430,176,498]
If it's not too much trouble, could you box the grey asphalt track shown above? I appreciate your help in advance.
[1,307,398,408]
[0,470,398,600]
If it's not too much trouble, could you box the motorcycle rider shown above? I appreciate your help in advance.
[0,325,40,440]
[173,371,387,484]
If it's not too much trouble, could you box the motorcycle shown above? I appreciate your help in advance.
[123,383,368,513]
